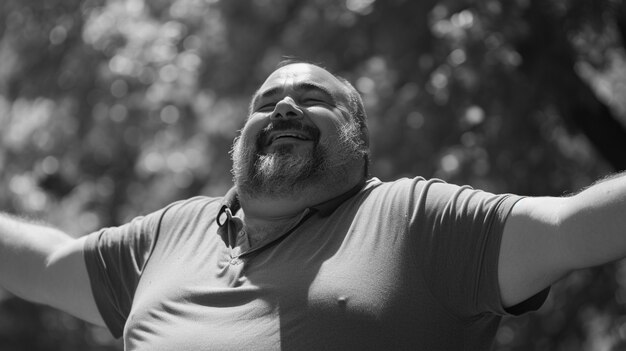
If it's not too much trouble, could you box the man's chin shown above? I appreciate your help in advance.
[263,142,314,157]
[257,153,314,178]
[234,153,318,198]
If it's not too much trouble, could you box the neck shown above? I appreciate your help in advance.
[239,178,357,218]
[238,177,358,245]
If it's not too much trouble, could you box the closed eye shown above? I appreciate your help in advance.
[302,98,330,107]
[256,103,276,112]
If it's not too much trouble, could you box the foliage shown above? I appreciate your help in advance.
[1,0,625,349]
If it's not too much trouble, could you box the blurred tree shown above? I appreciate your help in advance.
[0,0,625,350]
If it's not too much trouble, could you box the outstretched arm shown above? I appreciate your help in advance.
[0,213,105,327]
[499,172,626,307]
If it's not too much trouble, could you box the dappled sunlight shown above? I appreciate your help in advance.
[0,0,625,350]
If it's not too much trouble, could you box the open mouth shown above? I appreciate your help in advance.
[267,131,313,145]
[257,121,321,150]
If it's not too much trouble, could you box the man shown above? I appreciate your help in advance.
[0,61,625,350]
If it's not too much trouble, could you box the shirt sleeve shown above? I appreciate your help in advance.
[411,178,548,319]
[83,207,167,338]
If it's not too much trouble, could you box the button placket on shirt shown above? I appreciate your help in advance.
[219,206,317,266]
[234,208,315,259]
[224,221,246,265]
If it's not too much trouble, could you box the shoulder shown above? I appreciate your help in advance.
[363,176,521,219]
[161,195,223,218]
[353,177,440,218]
[363,176,460,202]
[97,196,224,239]
[365,176,457,192]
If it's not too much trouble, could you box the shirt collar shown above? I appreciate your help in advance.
[216,179,366,227]
[312,179,366,217]
[216,187,240,227]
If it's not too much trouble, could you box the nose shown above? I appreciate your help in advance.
[271,97,303,121]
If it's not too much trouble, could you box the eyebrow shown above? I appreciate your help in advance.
[252,82,337,107]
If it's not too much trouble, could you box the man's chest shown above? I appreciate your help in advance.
[123,216,423,350]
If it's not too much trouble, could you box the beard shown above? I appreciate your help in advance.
[231,119,365,200]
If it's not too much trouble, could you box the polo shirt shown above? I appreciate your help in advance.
[84,177,547,350]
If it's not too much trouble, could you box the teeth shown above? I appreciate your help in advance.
[278,134,301,139]
[272,133,307,142]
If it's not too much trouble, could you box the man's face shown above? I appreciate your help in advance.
[232,63,364,199]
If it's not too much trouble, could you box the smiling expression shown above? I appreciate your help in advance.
[244,63,355,157]
[231,62,367,201]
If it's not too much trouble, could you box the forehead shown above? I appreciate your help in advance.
[255,63,349,102]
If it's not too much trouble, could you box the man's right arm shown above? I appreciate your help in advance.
[0,212,105,327]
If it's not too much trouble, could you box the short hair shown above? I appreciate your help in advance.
[334,75,369,149]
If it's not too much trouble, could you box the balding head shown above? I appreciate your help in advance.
[251,61,369,152]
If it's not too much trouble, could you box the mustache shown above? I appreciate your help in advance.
[256,120,320,147]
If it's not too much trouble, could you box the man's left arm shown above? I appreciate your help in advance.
[499,172,626,308]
